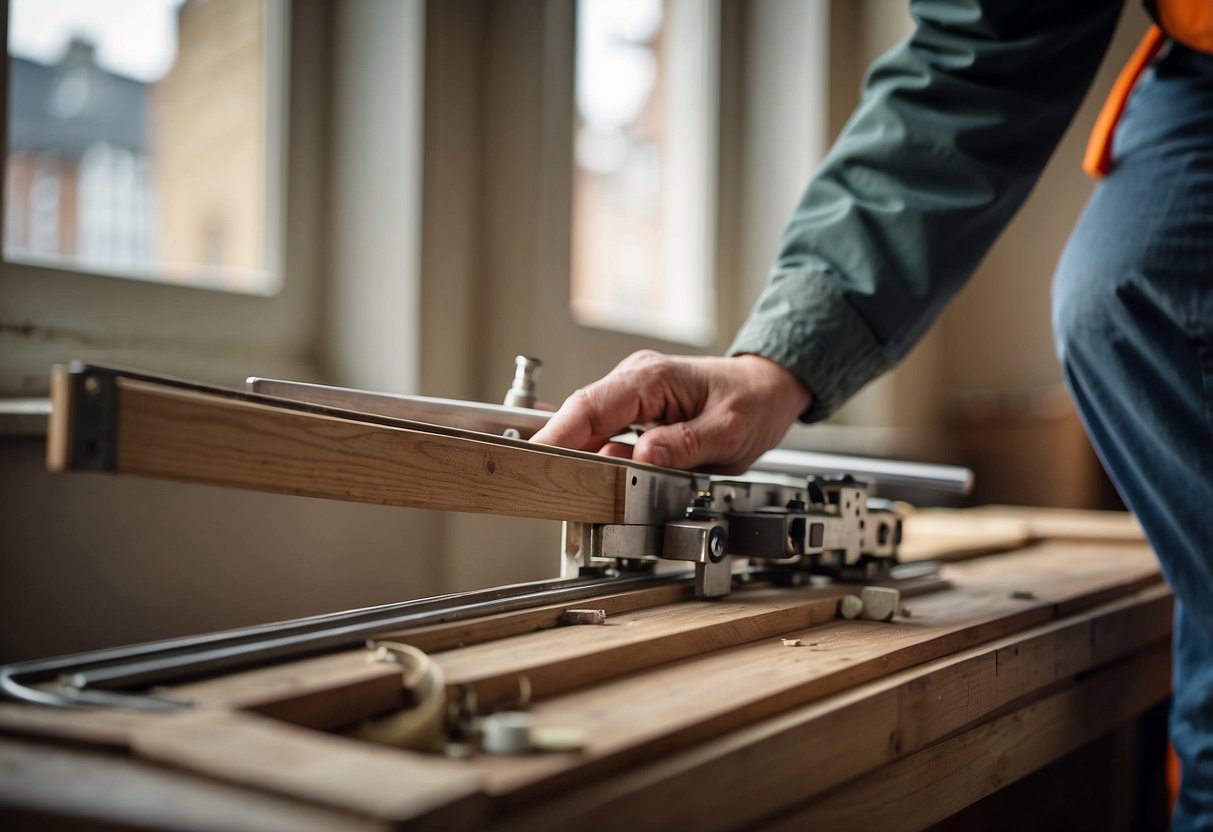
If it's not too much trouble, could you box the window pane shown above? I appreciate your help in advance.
[6,0,280,293]
[572,0,717,345]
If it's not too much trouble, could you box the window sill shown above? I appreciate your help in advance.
[0,398,50,437]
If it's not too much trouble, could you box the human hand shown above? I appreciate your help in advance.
[530,351,811,474]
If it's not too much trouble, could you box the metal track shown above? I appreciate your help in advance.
[0,571,695,710]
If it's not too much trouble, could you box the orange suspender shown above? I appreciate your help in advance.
[1082,25,1166,180]
[1083,0,1213,180]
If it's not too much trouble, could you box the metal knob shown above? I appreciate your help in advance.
[503,355,542,408]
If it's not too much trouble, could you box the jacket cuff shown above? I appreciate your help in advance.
[728,268,892,423]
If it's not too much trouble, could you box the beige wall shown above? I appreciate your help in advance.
[155,0,266,280]
[0,437,444,663]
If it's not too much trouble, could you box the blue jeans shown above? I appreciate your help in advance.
[1054,43,1213,829]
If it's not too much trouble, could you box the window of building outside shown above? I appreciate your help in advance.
[571,0,718,345]
[5,0,281,293]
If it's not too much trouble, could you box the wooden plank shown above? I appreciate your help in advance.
[763,644,1170,830]
[433,575,949,710]
[167,651,407,730]
[53,376,625,524]
[900,506,1144,563]
[130,709,487,829]
[968,504,1144,541]
[436,588,851,709]
[450,544,1159,805]
[0,736,389,832]
[899,512,1032,561]
[0,537,1167,830]
[379,581,695,653]
[0,704,170,749]
[488,584,1171,832]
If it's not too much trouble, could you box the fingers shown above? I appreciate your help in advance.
[633,406,749,473]
[530,351,679,452]
[531,384,635,452]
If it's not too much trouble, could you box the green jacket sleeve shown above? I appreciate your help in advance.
[729,0,1125,422]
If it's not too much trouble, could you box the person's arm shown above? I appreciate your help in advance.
[732,0,1125,421]
[535,0,1125,470]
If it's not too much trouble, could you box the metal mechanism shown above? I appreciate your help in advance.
[562,467,902,599]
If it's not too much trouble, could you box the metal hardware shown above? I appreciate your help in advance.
[564,473,906,597]
[503,355,542,409]
[65,363,117,470]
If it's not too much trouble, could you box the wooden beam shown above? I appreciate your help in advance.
[763,644,1170,830]
[47,368,624,524]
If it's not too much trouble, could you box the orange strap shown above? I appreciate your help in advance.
[1158,0,1213,53]
[1083,25,1166,180]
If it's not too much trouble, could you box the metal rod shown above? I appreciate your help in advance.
[750,449,974,495]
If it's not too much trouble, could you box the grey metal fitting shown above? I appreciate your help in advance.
[503,355,542,408]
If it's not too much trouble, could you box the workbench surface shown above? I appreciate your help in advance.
[0,508,1169,831]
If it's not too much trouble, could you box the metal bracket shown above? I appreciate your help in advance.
[66,363,117,470]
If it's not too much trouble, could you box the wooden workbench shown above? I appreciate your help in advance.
[0,508,1169,831]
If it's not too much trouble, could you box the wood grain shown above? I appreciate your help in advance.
[0,539,1167,829]
[967,504,1144,541]
[0,704,170,749]
[451,543,1160,805]
[489,584,1171,832]
[901,505,1144,562]
[378,581,696,652]
[130,709,487,829]
[167,651,407,730]
[436,588,851,709]
[113,378,624,523]
[763,644,1170,830]
[0,735,388,832]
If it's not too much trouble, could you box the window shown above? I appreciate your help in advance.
[0,0,323,398]
[571,0,719,345]
[6,0,283,293]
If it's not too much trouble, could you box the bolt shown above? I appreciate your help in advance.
[707,526,728,563]
[503,355,542,408]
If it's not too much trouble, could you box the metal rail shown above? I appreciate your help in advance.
[0,571,695,710]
